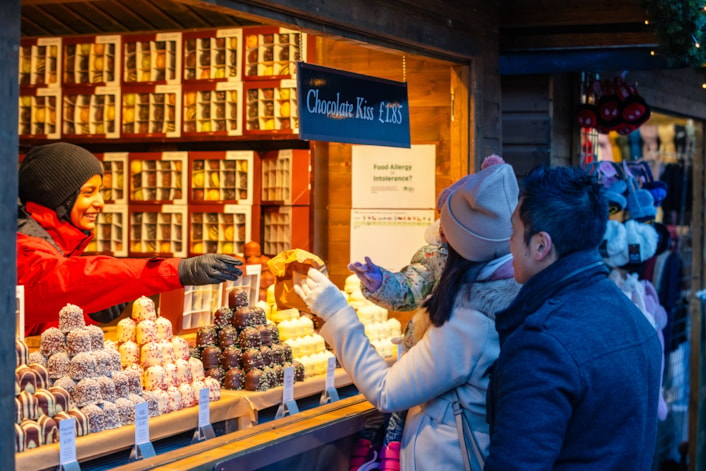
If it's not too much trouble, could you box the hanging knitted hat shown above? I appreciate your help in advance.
[440,158,518,262]
[19,142,103,217]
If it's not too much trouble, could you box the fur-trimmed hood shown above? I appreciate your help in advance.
[412,276,520,343]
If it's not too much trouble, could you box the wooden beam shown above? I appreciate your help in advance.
[178,0,494,62]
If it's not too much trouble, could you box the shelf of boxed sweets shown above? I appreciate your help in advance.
[62,85,120,139]
[242,27,306,81]
[19,37,61,88]
[182,28,243,83]
[18,26,312,143]
[262,205,311,256]
[244,80,299,135]
[182,81,243,137]
[122,32,182,85]
[128,205,187,258]
[188,205,256,257]
[188,150,255,204]
[121,84,181,139]
[62,35,120,88]
[260,148,311,205]
[18,88,61,140]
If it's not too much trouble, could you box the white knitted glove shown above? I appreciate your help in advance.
[294,268,349,321]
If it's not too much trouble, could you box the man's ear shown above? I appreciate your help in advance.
[532,231,554,261]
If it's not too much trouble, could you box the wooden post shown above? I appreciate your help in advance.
[0,0,19,467]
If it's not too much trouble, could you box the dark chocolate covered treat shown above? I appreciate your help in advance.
[223,367,245,390]
[40,328,66,358]
[228,288,249,310]
[270,344,286,365]
[241,348,264,372]
[244,368,268,391]
[213,306,234,328]
[234,307,257,329]
[257,324,272,346]
[260,345,273,367]
[196,325,217,347]
[218,325,238,348]
[200,345,222,369]
[238,326,261,349]
[220,346,242,369]
[205,366,225,384]
[291,360,305,382]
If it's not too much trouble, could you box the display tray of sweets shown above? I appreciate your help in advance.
[182,28,242,82]
[62,35,120,87]
[242,26,307,81]
[182,81,243,137]
[188,151,255,205]
[83,204,128,257]
[128,204,187,258]
[122,32,182,85]
[128,152,187,205]
[62,85,120,139]
[121,84,181,139]
[187,205,254,258]
[243,80,299,135]
[19,37,61,88]
[18,88,61,140]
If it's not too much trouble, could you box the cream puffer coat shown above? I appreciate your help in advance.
[320,256,520,471]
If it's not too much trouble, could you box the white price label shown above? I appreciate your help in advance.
[59,418,77,465]
[134,401,150,445]
[198,387,210,428]
[283,366,295,403]
[325,356,336,390]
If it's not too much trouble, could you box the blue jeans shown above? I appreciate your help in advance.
[384,410,408,445]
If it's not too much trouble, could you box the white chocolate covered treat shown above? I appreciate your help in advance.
[156,317,173,340]
[171,336,190,361]
[178,383,196,407]
[140,342,163,368]
[166,386,182,412]
[136,320,158,345]
[160,340,175,364]
[119,341,139,368]
[188,357,205,381]
[142,365,168,391]
[132,296,157,322]
[116,318,137,343]
[204,376,221,401]
[175,358,193,384]
[163,362,178,388]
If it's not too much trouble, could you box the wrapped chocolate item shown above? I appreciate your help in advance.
[267,249,327,312]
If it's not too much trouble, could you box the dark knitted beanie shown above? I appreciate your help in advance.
[19,142,103,210]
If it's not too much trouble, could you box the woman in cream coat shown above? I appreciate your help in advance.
[296,161,521,470]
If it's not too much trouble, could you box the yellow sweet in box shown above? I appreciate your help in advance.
[206,189,220,200]
[130,159,142,174]
[192,170,205,187]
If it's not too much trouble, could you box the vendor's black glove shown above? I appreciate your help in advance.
[178,254,243,286]
[88,302,129,324]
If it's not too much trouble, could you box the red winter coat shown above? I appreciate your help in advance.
[17,202,182,336]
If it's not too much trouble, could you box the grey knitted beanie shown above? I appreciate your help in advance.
[19,142,103,211]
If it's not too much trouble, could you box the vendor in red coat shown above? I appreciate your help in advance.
[17,142,243,336]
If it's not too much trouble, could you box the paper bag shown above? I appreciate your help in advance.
[267,249,328,312]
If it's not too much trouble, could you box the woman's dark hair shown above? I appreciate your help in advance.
[518,165,608,258]
[423,244,487,327]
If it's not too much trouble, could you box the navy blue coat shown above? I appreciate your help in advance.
[486,249,662,470]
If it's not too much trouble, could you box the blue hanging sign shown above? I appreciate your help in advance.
[297,62,410,148]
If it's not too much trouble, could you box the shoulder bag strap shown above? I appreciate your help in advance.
[452,388,485,470]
